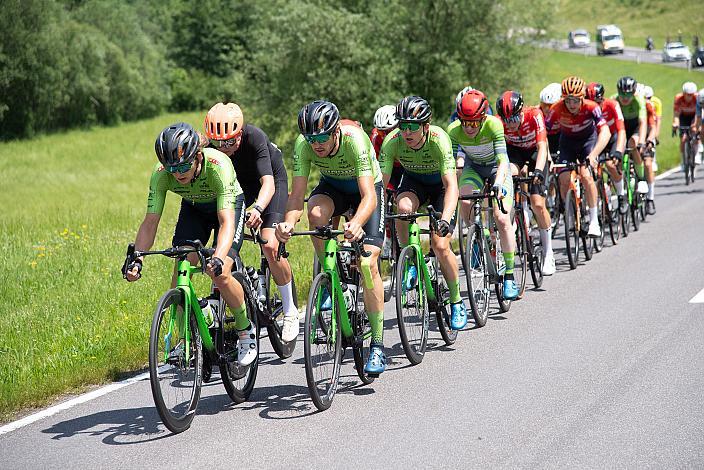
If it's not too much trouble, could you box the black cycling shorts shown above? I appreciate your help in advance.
[558,131,597,166]
[624,118,639,140]
[242,177,288,229]
[507,145,548,196]
[547,132,560,156]
[678,114,695,136]
[309,179,385,248]
[173,194,246,260]
[396,172,457,232]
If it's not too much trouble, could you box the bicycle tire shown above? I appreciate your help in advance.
[432,253,457,345]
[684,140,691,185]
[494,230,511,314]
[264,267,297,359]
[395,245,428,365]
[606,176,621,245]
[564,190,579,270]
[351,305,376,385]
[304,272,342,411]
[463,224,490,327]
[629,161,641,232]
[594,180,607,252]
[513,209,528,298]
[457,207,468,275]
[219,271,259,404]
[547,173,561,237]
[580,195,593,262]
[149,288,201,434]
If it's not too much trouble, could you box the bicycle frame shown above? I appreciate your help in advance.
[404,218,436,303]
[316,237,354,342]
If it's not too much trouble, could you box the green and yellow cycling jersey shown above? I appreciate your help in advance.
[147,147,242,215]
[447,115,509,167]
[292,123,382,193]
[611,94,646,121]
[378,125,455,185]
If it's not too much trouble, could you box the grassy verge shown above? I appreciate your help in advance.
[0,48,698,421]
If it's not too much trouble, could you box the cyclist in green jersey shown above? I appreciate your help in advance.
[448,90,519,300]
[613,77,654,206]
[379,96,467,329]
[124,123,257,366]
[276,100,387,375]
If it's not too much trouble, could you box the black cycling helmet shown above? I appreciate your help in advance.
[495,91,524,119]
[586,82,605,101]
[154,122,200,167]
[298,100,340,135]
[617,76,637,94]
[395,96,432,123]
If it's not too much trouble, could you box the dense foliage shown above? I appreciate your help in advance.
[0,0,551,140]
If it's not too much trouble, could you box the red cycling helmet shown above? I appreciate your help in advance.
[496,91,524,119]
[457,90,489,120]
[586,82,605,101]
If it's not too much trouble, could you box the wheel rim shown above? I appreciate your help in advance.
[465,227,489,324]
[396,247,428,361]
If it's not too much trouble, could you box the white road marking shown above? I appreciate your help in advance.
[689,287,704,304]
[0,372,149,436]
[655,166,680,180]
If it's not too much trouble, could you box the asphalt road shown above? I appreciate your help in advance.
[2,170,704,468]
[547,40,704,73]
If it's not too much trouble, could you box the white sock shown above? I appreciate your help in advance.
[539,228,553,255]
[648,182,655,200]
[589,206,598,223]
[278,281,297,316]
[615,178,625,196]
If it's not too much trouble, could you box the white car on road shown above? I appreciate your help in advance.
[662,42,692,62]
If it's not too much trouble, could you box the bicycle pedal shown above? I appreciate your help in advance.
[366,372,381,378]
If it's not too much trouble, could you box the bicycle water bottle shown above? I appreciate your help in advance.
[199,298,215,327]
[341,283,354,312]
[256,270,267,304]
[425,254,436,282]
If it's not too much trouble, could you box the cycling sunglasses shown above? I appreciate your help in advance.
[504,114,522,124]
[460,118,484,128]
[210,136,239,148]
[166,161,193,173]
[398,122,421,132]
[618,92,634,98]
[305,133,332,144]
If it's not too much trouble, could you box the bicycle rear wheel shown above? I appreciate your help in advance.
[463,225,489,327]
[304,272,342,411]
[580,196,593,262]
[264,267,296,359]
[220,272,259,404]
[494,233,511,313]
[395,245,428,365]
[594,180,607,252]
[432,253,457,345]
[547,172,561,237]
[607,176,621,245]
[149,288,201,434]
[352,304,376,385]
[564,190,579,270]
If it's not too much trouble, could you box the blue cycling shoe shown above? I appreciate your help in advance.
[364,345,387,376]
[320,287,332,310]
[503,279,519,300]
[405,265,418,291]
[450,301,468,330]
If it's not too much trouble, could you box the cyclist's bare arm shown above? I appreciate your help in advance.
[637,117,647,144]
[535,140,548,172]
[590,126,611,161]
[616,129,627,153]
[277,175,307,241]
[351,175,377,228]
[133,213,161,256]
[255,174,276,210]
[213,208,235,262]
[440,171,459,223]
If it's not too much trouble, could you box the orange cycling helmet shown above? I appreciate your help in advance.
[457,90,489,120]
[562,76,586,98]
[204,102,244,140]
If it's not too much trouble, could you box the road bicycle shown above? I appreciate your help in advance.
[595,153,622,246]
[512,174,544,291]
[279,227,375,411]
[122,240,258,434]
[676,126,698,185]
[459,184,511,326]
[387,205,457,365]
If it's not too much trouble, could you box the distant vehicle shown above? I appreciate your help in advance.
[692,47,704,67]
[568,29,590,48]
[596,24,624,55]
[662,42,692,62]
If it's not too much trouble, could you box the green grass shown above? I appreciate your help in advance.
[0,47,698,421]
[553,0,703,49]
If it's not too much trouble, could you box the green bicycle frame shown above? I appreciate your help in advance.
[167,258,215,364]
[405,220,436,303]
[315,238,354,342]
[622,153,634,205]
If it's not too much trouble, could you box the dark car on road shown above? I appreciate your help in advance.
[693,47,704,67]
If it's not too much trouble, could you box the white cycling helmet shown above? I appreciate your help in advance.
[643,85,654,99]
[455,86,474,105]
[635,83,645,97]
[373,105,398,131]
[683,81,698,94]
[540,83,562,104]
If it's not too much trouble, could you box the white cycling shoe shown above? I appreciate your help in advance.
[587,219,601,238]
[542,252,556,276]
[281,310,300,343]
[237,323,258,366]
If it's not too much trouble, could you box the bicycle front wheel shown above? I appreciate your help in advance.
[149,288,201,434]
[220,272,259,404]
[464,225,490,327]
[351,307,376,385]
[513,210,528,299]
[304,272,342,411]
[395,245,428,365]
[564,190,579,270]
[684,141,691,185]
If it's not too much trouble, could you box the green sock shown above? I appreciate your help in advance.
[368,311,384,344]
[448,278,461,304]
[233,303,250,330]
[636,163,644,179]
[503,251,515,275]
